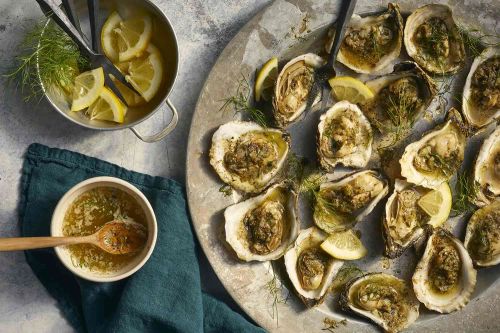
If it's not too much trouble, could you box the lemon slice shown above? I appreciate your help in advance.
[114,15,153,62]
[328,76,374,104]
[101,11,123,62]
[255,57,278,102]
[320,230,367,260]
[88,87,127,123]
[418,182,452,227]
[125,44,163,102]
[71,67,105,111]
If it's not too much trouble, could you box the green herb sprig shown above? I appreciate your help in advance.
[458,24,500,59]
[451,171,479,216]
[265,263,290,327]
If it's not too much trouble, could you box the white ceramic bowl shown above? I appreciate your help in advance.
[51,176,157,282]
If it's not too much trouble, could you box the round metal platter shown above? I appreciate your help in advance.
[186,1,500,331]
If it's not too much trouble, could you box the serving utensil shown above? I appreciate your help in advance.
[0,220,147,254]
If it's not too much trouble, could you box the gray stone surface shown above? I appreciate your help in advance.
[0,0,270,331]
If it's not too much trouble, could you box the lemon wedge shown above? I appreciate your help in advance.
[320,229,367,260]
[101,11,123,62]
[88,87,127,123]
[418,182,452,228]
[114,15,153,62]
[71,67,105,112]
[125,44,163,102]
[255,57,278,102]
[112,76,146,107]
[328,76,374,104]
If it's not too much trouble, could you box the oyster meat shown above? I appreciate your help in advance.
[400,109,467,189]
[464,200,500,267]
[474,126,500,206]
[273,53,325,127]
[313,170,389,233]
[284,227,343,306]
[209,121,290,193]
[404,4,465,74]
[327,3,403,74]
[412,228,477,313]
[360,62,436,136]
[462,47,500,129]
[340,273,420,333]
[317,101,373,170]
[224,183,299,261]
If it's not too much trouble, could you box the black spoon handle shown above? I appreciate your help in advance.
[327,0,357,68]
[87,0,100,52]
[61,0,82,35]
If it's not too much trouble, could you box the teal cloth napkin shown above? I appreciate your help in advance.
[18,143,264,333]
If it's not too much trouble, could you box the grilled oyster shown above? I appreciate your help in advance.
[360,62,437,136]
[224,183,299,261]
[273,53,325,127]
[474,126,500,206]
[317,101,373,170]
[340,273,420,333]
[326,3,403,74]
[284,227,343,306]
[412,228,477,313]
[313,170,389,233]
[404,4,465,75]
[383,180,452,258]
[464,200,500,267]
[462,47,500,129]
[209,121,290,193]
[400,109,467,189]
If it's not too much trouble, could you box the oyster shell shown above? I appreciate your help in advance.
[326,3,403,74]
[462,47,500,129]
[209,121,290,193]
[412,228,477,313]
[404,4,465,75]
[340,272,420,333]
[273,53,325,127]
[474,126,500,206]
[313,170,389,233]
[400,109,467,189]
[317,101,373,170]
[382,180,451,258]
[284,227,343,306]
[360,62,437,135]
[224,183,299,261]
[464,200,500,267]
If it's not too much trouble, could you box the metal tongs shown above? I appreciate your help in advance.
[35,0,140,105]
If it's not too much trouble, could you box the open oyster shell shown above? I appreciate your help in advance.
[317,101,373,170]
[360,61,437,135]
[412,228,477,313]
[340,272,420,333]
[209,121,290,193]
[273,53,325,127]
[462,47,500,129]
[473,126,500,206]
[404,4,465,75]
[224,183,299,261]
[326,3,403,74]
[313,170,389,233]
[284,227,343,306]
[464,200,500,267]
[400,108,467,189]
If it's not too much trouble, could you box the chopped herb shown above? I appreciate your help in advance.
[218,184,233,197]
[451,171,479,216]
[265,262,290,327]
[322,317,348,332]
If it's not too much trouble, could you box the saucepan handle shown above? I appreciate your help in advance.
[130,98,179,143]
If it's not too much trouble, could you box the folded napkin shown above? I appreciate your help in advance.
[19,143,264,333]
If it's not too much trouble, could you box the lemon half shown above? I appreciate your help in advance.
[89,87,127,123]
[320,229,367,260]
[71,67,105,112]
[328,76,374,104]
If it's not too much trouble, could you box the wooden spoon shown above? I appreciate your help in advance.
[0,220,147,254]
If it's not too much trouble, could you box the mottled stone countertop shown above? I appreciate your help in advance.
[0,0,270,331]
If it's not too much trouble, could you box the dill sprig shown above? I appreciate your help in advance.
[451,171,479,216]
[458,24,500,59]
[265,263,290,327]
[220,74,269,127]
[322,318,348,332]
[4,20,89,101]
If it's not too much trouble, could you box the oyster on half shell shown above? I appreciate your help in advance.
[404,4,465,75]
[473,126,500,206]
[224,183,299,261]
[317,101,373,170]
[209,121,290,193]
[284,227,343,306]
[412,228,477,313]
[340,273,420,333]
[464,200,500,267]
